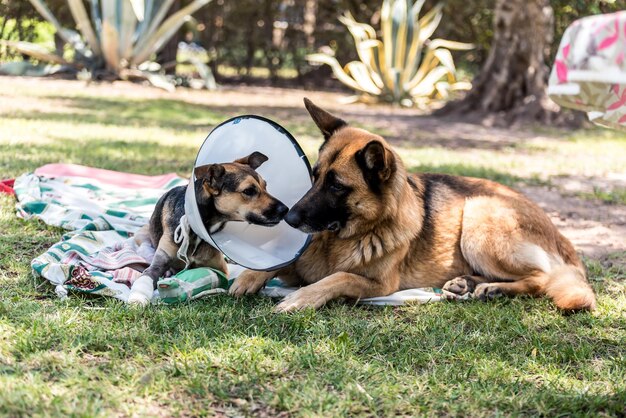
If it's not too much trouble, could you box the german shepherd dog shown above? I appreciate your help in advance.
[129,152,288,304]
[230,99,596,312]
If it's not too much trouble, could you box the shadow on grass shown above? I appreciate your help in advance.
[180,105,533,151]
[2,94,570,154]
[407,163,546,187]
[4,96,227,131]
[2,137,200,178]
[2,97,332,145]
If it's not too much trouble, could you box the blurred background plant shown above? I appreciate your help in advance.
[306,0,474,107]
[0,0,215,90]
[0,0,622,100]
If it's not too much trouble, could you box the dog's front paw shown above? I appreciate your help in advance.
[229,270,269,296]
[128,275,154,306]
[274,286,329,313]
[473,283,504,301]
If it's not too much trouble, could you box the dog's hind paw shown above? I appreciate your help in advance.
[442,275,476,300]
[474,283,504,301]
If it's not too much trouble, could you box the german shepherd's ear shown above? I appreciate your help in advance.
[194,164,226,195]
[355,140,395,192]
[303,97,347,141]
[234,151,268,170]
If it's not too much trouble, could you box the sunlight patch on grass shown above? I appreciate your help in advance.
[577,188,626,205]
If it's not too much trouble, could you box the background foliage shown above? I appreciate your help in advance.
[1,0,623,85]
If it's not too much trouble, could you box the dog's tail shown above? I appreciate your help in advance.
[544,264,596,311]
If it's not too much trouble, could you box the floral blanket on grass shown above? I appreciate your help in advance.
[16,163,443,305]
[14,163,185,234]
[30,216,229,303]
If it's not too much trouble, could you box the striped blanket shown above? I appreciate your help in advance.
[15,164,443,305]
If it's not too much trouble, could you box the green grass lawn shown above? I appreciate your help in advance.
[1,80,625,417]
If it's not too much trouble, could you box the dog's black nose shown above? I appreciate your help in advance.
[285,209,303,228]
[276,202,289,219]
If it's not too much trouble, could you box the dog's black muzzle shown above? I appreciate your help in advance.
[247,201,288,226]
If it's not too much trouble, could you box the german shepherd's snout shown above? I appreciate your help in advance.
[284,188,344,233]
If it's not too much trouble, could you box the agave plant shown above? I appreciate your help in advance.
[0,0,214,90]
[307,0,473,107]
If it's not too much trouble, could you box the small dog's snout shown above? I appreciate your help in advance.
[276,202,289,219]
[261,201,289,225]
[285,209,303,228]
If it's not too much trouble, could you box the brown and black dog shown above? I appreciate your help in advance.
[230,99,596,313]
[130,152,288,304]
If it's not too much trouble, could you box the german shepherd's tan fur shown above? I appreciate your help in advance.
[230,99,596,312]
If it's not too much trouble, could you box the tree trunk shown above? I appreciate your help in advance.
[438,0,572,126]
[303,0,317,50]
[156,0,181,75]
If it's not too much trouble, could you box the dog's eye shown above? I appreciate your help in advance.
[242,187,257,197]
[330,183,345,193]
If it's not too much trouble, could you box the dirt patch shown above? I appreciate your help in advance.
[520,185,626,262]
[550,174,626,196]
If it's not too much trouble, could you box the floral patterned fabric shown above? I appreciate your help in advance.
[548,11,626,130]
[14,163,186,234]
[15,164,187,302]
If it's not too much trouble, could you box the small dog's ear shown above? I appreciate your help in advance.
[234,151,269,170]
[355,140,395,191]
[195,164,225,195]
[303,97,347,141]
